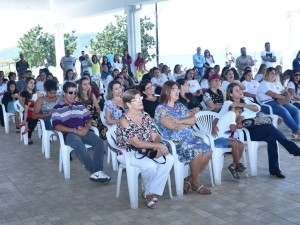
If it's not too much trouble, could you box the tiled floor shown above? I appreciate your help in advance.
[0,122,300,225]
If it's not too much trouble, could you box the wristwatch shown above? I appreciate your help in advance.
[72,128,77,134]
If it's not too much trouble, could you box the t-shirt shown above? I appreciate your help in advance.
[242,80,259,95]
[51,100,90,139]
[216,111,236,138]
[36,81,44,92]
[188,80,201,94]
[60,56,75,72]
[286,81,300,103]
[16,60,29,76]
[219,98,260,120]
[257,80,284,103]
[261,50,276,68]
[0,83,7,94]
[254,73,264,82]
[200,79,209,89]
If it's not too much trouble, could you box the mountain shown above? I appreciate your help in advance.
[0,32,98,61]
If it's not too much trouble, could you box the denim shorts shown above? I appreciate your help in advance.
[214,137,237,148]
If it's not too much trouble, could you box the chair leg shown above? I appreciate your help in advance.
[247,142,259,176]
[111,151,118,172]
[167,175,173,199]
[126,166,139,209]
[4,115,9,134]
[173,161,184,196]
[212,150,223,185]
[116,166,124,198]
[208,160,214,187]
[62,148,71,179]
[107,145,111,164]
[44,133,50,159]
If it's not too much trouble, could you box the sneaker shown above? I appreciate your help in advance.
[235,163,247,173]
[227,165,240,181]
[89,171,111,184]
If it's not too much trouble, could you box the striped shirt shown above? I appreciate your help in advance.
[52,100,90,138]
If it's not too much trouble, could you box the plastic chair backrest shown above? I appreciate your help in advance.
[194,111,218,134]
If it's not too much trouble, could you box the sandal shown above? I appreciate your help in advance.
[183,179,191,194]
[22,128,30,135]
[144,194,157,209]
[191,185,212,195]
[141,192,159,204]
[291,133,300,141]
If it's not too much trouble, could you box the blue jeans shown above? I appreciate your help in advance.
[247,124,300,174]
[263,100,300,133]
[43,116,53,130]
[66,131,104,174]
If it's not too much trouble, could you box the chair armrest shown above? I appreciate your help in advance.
[90,126,99,137]
[54,130,66,146]
[260,103,274,115]
[161,138,177,156]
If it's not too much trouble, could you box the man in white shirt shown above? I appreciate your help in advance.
[261,42,276,68]
[60,50,75,76]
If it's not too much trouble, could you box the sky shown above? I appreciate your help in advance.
[1,0,300,69]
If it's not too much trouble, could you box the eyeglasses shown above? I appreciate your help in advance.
[295,74,300,76]
[131,96,143,103]
[65,91,77,95]
[171,88,180,92]
[123,70,128,72]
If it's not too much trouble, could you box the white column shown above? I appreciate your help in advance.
[126,5,142,74]
[54,23,65,83]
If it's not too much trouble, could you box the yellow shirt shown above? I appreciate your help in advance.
[136,70,147,79]
[92,63,101,76]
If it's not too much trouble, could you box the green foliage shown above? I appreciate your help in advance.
[90,15,155,62]
[17,25,78,68]
[64,30,78,53]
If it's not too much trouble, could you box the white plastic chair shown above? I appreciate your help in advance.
[193,111,247,185]
[55,126,99,179]
[106,125,172,209]
[100,111,118,171]
[0,97,15,134]
[13,100,28,145]
[39,119,57,159]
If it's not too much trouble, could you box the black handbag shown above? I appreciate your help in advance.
[135,149,166,164]
[242,116,273,128]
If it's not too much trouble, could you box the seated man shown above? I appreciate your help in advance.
[51,82,110,184]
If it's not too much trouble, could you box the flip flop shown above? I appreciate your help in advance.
[141,192,158,204]
[191,185,212,195]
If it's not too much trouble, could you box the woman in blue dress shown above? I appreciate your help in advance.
[155,81,212,195]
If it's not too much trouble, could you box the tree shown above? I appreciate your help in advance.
[17,25,77,68]
[90,15,155,62]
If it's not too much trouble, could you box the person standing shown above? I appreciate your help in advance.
[16,53,29,78]
[79,50,85,76]
[82,54,93,76]
[193,47,205,78]
[292,51,300,71]
[235,47,255,76]
[60,50,75,76]
[52,82,110,184]
[261,42,276,68]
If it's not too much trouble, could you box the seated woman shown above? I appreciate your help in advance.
[116,89,174,209]
[286,70,300,110]
[76,77,102,134]
[32,79,60,130]
[1,80,20,130]
[257,67,300,140]
[151,67,164,95]
[177,78,201,114]
[139,80,159,118]
[81,72,101,102]
[63,69,77,84]
[173,64,185,80]
[155,81,212,195]
[185,69,202,95]
[160,64,175,81]
[20,77,43,144]
[254,63,267,82]
[202,74,225,112]
[215,83,300,178]
[200,67,214,91]
[240,69,259,103]
[103,80,125,125]
[222,68,246,92]
[136,63,148,81]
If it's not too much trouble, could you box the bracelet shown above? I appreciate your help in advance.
[72,128,77,133]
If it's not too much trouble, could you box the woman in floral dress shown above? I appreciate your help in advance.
[155,80,212,195]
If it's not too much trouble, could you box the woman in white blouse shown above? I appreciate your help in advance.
[257,67,300,139]
[286,70,300,110]
[221,68,245,92]
[240,69,259,103]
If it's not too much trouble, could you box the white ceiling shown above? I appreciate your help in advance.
[0,0,169,19]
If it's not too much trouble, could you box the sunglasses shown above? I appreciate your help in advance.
[65,91,77,95]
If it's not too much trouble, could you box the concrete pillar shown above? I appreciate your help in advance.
[126,5,142,75]
[54,23,65,83]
